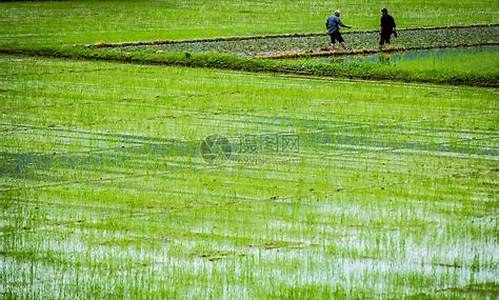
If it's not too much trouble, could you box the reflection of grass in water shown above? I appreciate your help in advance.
[329,46,496,63]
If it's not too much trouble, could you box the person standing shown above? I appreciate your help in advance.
[379,8,397,49]
[326,10,352,51]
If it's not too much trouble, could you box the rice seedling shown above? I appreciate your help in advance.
[0,55,497,299]
[0,0,497,297]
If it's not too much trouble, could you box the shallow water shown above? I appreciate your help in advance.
[324,46,499,64]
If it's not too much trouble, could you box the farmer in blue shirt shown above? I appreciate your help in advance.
[326,10,352,51]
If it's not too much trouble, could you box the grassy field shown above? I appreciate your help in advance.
[0,0,498,48]
[0,0,498,299]
[65,43,497,87]
[1,56,498,299]
[281,46,499,87]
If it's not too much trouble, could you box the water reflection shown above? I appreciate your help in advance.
[377,53,391,65]
[326,46,498,65]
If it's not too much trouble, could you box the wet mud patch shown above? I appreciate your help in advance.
[99,25,498,59]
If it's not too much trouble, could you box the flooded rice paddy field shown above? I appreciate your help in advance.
[0,56,498,299]
[321,45,499,64]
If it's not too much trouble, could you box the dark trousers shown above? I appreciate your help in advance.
[329,31,345,44]
[379,31,392,45]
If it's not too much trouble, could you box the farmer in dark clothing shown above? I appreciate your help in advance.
[379,8,397,49]
[326,10,352,51]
